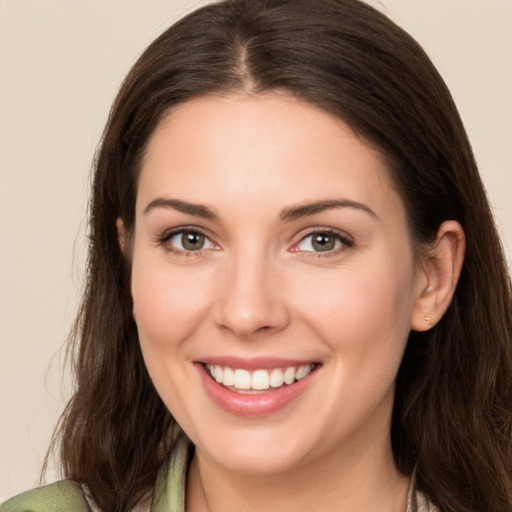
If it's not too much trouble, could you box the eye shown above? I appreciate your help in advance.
[294,230,352,253]
[166,229,217,252]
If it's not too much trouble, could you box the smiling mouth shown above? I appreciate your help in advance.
[204,363,317,394]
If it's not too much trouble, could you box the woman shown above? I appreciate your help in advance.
[2,0,511,511]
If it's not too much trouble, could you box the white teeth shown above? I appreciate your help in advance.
[234,369,251,390]
[295,364,311,380]
[283,367,295,385]
[213,365,223,383]
[223,366,235,386]
[251,370,270,390]
[269,368,284,388]
[205,363,315,391]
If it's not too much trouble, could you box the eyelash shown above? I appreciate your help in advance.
[156,226,354,258]
[156,226,217,257]
[291,228,354,258]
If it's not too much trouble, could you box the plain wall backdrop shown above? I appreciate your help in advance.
[1,0,511,501]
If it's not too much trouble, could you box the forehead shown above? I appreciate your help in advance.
[137,93,404,222]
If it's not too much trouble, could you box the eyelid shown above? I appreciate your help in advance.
[156,225,219,254]
[289,227,354,255]
[155,225,353,257]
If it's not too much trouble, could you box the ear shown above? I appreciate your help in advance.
[411,220,466,332]
[116,217,127,253]
[117,217,135,311]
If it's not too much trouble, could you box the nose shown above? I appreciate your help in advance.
[214,248,290,339]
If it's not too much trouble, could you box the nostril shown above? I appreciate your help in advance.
[255,325,273,333]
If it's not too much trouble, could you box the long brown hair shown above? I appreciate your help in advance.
[50,1,512,510]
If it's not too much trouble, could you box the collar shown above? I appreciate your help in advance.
[150,436,437,512]
[151,434,193,512]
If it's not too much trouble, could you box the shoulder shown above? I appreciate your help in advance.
[0,480,91,512]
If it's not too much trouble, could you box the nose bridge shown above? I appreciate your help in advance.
[215,240,288,338]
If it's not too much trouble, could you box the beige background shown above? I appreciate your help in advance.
[1,0,511,501]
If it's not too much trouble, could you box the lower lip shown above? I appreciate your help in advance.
[196,364,317,417]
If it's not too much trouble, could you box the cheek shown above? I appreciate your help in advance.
[131,259,214,349]
[129,257,216,424]
[293,257,416,358]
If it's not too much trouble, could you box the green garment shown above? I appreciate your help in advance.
[1,435,437,511]
[0,436,191,512]
[0,481,90,512]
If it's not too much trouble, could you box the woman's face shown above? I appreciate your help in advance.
[129,93,427,475]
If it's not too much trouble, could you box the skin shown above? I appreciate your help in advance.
[120,93,465,511]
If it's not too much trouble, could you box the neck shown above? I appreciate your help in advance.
[185,433,409,512]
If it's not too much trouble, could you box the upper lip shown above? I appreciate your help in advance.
[197,356,319,370]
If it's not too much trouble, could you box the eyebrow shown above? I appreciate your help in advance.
[143,197,378,222]
[279,199,378,222]
[143,198,220,220]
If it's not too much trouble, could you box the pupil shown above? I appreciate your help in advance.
[182,231,204,250]
[312,234,335,252]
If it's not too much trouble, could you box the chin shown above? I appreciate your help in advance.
[191,423,320,476]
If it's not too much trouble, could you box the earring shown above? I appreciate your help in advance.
[424,315,433,326]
